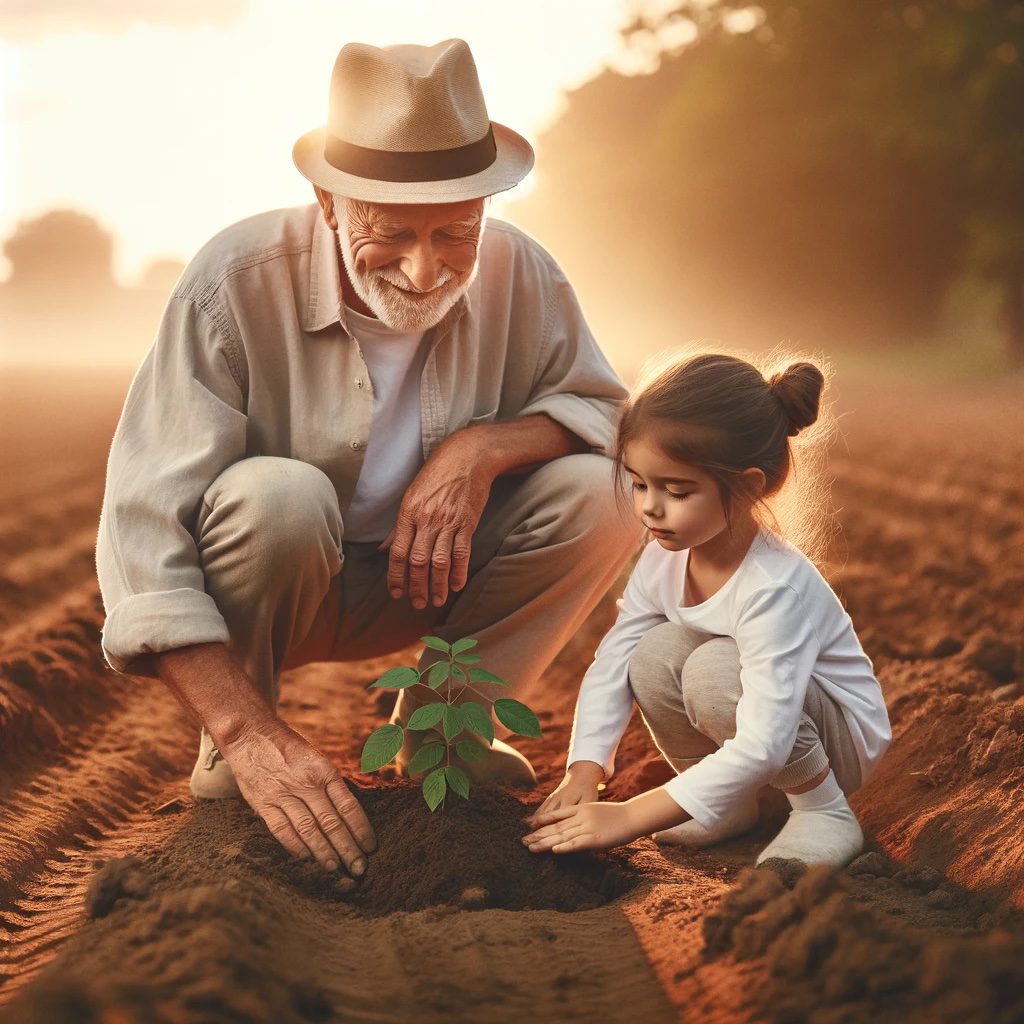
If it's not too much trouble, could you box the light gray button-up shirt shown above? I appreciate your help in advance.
[95,203,629,678]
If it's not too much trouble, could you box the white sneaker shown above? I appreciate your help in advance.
[392,714,537,789]
[189,727,242,800]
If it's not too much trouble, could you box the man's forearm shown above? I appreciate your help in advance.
[461,413,592,479]
[156,642,279,749]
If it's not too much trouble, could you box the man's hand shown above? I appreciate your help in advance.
[525,760,605,828]
[219,718,377,877]
[377,431,494,609]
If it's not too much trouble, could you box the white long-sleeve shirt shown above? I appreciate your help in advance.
[566,528,892,830]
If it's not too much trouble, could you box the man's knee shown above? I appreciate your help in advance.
[532,453,642,546]
[680,637,742,740]
[197,456,343,574]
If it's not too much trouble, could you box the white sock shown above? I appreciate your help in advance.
[654,792,759,848]
[755,768,863,868]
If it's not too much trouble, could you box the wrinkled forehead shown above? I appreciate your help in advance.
[341,195,485,234]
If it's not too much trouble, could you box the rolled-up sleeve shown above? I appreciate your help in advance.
[514,261,628,457]
[95,294,248,677]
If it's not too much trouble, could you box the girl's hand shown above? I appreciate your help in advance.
[524,760,604,828]
[521,801,642,854]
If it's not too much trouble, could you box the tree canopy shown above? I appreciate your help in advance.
[512,0,1024,362]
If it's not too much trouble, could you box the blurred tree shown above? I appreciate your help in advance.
[138,258,186,295]
[513,0,1024,362]
[2,209,116,291]
[0,211,178,367]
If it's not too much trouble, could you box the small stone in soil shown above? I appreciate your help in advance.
[458,886,488,909]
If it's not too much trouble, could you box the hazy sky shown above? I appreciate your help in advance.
[0,0,647,283]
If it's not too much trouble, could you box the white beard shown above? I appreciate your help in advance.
[335,200,478,333]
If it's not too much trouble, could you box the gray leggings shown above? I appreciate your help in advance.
[627,622,862,794]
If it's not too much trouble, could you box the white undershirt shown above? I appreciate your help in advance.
[341,306,429,542]
[566,528,892,830]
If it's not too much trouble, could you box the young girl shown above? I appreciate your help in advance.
[522,352,891,868]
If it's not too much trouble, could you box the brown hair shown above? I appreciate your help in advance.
[612,347,839,566]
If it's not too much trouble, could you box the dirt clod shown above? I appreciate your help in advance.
[85,857,152,919]
[703,859,1024,1022]
[458,885,488,909]
[964,632,1017,682]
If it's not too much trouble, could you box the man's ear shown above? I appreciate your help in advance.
[314,186,338,230]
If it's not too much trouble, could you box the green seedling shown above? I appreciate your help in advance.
[359,635,542,811]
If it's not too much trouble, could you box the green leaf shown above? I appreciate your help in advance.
[493,698,543,739]
[420,635,451,654]
[442,704,465,742]
[422,767,447,811]
[445,764,470,799]
[406,702,447,730]
[370,665,421,690]
[455,739,488,762]
[468,668,510,687]
[454,653,481,665]
[449,664,468,683]
[426,661,451,689]
[360,723,405,772]
[407,741,445,774]
[450,637,479,655]
[460,701,494,745]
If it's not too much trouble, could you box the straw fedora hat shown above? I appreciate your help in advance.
[293,38,535,204]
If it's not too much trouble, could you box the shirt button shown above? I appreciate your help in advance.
[351,440,362,450]
[355,378,364,388]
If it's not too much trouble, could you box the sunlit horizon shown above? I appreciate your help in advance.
[0,0,647,285]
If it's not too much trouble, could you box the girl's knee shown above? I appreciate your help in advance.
[629,621,704,707]
[680,637,742,736]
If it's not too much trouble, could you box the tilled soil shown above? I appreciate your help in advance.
[1,368,1022,1023]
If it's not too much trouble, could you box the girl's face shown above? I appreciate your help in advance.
[622,436,732,551]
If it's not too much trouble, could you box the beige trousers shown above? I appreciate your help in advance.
[627,621,863,794]
[192,454,644,733]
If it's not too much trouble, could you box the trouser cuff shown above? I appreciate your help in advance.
[771,743,831,790]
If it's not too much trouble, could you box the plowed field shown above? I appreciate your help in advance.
[1,369,1023,1024]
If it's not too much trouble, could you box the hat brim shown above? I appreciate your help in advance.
[292,121,534,204]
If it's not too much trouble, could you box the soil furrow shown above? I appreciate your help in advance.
[0,377,1022,1023]
[0,525,100,629]
[0,685,191,903]
[0,479,104,558]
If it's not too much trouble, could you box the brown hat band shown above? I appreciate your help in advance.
[324,126,497,183]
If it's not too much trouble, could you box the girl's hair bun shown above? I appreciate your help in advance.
[767,361,825,436]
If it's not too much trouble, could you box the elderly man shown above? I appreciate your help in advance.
[95,39,642,881]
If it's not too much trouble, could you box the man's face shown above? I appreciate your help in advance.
[334,195,485,332]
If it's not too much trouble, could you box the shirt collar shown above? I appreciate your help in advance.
[303,205,474,341]
[305,211,345,334]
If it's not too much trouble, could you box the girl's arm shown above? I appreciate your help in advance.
[528,583,823,854]
[665,583,823,831]
[527,544,667,825]
[564,543,668,780]
[524,786,690,853]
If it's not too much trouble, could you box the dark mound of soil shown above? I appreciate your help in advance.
[702,859,1024,1023]
[2,783,640,1024]
[331,783,636,914]
[150,783,636,916]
